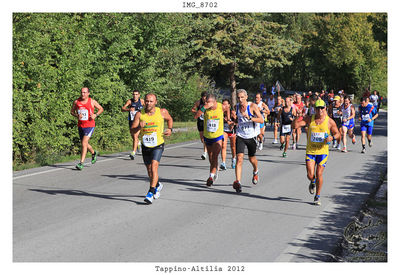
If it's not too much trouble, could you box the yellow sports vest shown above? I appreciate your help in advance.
[203,102,224,139]
[306,115,330,155]
[140,107,164,148]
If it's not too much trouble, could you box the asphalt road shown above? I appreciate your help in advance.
[13,110,387,262]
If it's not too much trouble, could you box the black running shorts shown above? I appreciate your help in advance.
[197,119,204,132]
[236,136,257,157]
[142,143,164,165]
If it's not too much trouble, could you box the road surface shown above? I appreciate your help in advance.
[13,110,387,262]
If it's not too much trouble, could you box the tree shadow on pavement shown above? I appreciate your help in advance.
[28,188,149,205]
[282,150,387,262]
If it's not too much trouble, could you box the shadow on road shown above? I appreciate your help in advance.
[29,188,149,205]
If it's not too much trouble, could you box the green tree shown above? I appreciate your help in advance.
[190,13,300,105]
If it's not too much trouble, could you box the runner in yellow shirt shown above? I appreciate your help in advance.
[131,93,173,204]
[293,99,340,205]
[195,94,228,186]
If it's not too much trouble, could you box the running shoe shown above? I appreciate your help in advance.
[233,180,242,193]
[280,143,284,151]
[272,139,278,144]
[292,143,296,150]
[258,141,263,150]
[91,151,98,164]
[336,144,341,151]
[201,152,207,160]
[206,177,213,186]
[309,178,316,194]
[282,152,287,158]
[368,140,373,147]
[352,135,356,144]
[153,182,163,199]
[296,143,299,150]
[76,162,84,170]
[252,171,259,185]
[361,148,366,154]
[314,195,321,206]
[144,191,154,204]
[129,152,135,160]
[219,162,227,171]
[231,158,236,169]
[341,147,348,153]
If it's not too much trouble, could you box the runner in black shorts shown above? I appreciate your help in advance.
[278,96,296,157]
[192,92,208,160]
[328,95,343,150]
[232,89,264,193]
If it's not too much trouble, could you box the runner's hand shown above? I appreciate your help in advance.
[164,128,172,136]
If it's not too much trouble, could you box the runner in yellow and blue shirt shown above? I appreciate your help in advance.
[293,99,340,206]
[194,94,228,186]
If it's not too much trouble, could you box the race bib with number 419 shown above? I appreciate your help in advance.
[207,119,219,133]
[142,132,158,147]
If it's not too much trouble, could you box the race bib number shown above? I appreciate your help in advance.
[282,124,291,134]
[129,110,137,121]
[207,119,219,133]
[333,109,341,118]
[142,132,158,147]
[311,132,326,143]
[362,114,370,121]
[239,122,253,134]
[78,109,89,121]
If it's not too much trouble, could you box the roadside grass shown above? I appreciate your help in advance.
[13,121,198,171]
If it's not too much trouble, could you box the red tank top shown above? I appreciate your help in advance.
[76,98,95,128]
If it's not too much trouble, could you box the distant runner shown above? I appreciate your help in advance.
[192,92,208,160]
[255,92,270,150]
[121,90,144,160]
[359,97,379,154]
[340,96,356,152]
[328,95,343,150]
[221,99,237,170]
[70,87,104,170]
[278,96,296,157]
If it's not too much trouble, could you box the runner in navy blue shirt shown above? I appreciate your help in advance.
[358,97,379,153]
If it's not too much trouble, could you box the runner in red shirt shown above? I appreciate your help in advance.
[70,87,104,170]
[292,93,305,150]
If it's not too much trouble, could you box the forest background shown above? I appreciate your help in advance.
[12,13,387,167]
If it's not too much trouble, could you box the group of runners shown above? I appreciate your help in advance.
[70,86,380,206]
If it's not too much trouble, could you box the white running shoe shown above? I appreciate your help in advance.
[153,182,163,199]
[272,139,278,144]
[201,152,207,160]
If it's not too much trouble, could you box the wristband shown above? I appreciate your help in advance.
[200,106,206,112]
[168,128,173,131]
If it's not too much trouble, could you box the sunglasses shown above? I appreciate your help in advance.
[316,106,325,110]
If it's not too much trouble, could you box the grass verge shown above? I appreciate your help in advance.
[13,122,198,171]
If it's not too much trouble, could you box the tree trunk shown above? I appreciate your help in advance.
[229,62,237,106]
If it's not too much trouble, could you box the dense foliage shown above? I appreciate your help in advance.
[13,13,387,165]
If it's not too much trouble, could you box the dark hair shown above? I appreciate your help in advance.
[206,94,216,101]
[201,91,208,97]
[222,98,231,104]
[132,90,140,94]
